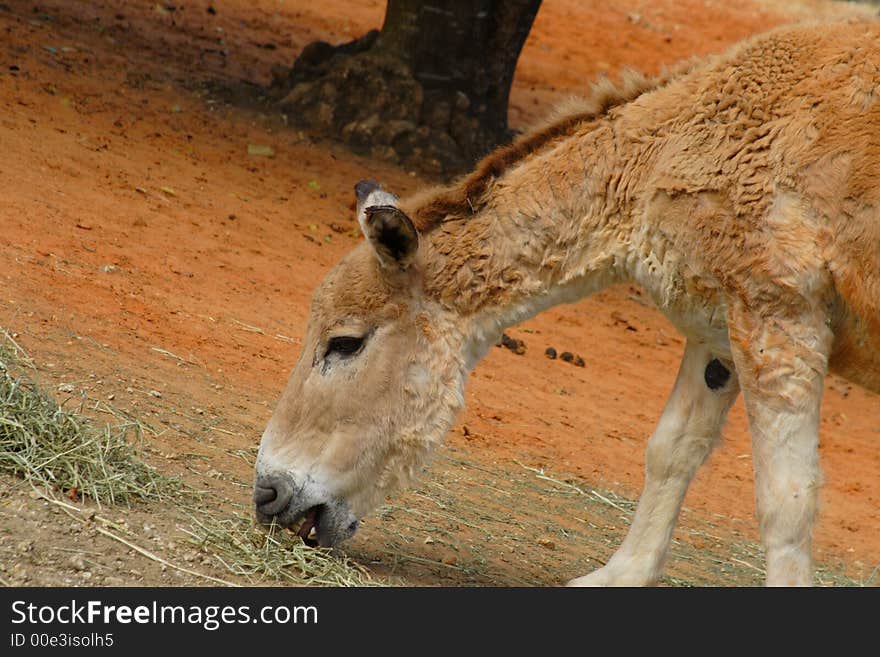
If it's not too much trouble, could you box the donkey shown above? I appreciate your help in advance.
[254,20,880,586]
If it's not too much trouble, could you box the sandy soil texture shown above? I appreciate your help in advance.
[0,0,877,586]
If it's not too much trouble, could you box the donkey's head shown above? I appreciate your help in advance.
[253,181,468,546]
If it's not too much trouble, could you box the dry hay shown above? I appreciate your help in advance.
[0,334,180,505]
[184,513,386,587]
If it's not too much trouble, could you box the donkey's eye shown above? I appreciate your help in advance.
[326,335,365,358]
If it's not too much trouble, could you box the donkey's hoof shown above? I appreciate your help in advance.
[566,571,615,587]
[566,564,655,587]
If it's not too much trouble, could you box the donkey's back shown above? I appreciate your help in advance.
[626,20,880,394]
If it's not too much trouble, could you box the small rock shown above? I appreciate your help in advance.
[100,264,118,273]
[545,347,557,359]
[11,563,28,582]
[441,555,457,566]
[560,352,574,363]
[537,537,556,550]
[57,383,75,393]
[423,537,434,545]
[70,554,87,571]
[149,389,162,398]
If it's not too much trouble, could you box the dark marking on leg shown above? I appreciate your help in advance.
[704,358,730,390]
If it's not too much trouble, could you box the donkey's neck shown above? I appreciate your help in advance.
[421,121,642,367]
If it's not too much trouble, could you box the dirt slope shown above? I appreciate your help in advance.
[0,0,877,586]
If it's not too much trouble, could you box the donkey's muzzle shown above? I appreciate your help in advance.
[253,471,360,547]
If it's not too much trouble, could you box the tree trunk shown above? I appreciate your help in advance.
[272,0,542,178]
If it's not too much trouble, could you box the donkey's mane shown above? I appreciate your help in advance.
[411,65,692,232]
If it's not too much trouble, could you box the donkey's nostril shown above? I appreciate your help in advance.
[254,473,295,516]
[254,486,277,506]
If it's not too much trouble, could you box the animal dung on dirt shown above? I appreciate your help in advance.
[556,351,585,367]
[255,21,880,587]
[545,347,557,359]
[498,332,526,355]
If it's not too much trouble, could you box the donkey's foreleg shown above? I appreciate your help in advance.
[568,341,739,586]
[728,308,831,586]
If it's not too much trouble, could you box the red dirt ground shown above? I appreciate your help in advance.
[0,0,877,585]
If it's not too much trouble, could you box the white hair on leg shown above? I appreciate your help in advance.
[568,340,739,586]
[728,306,831,587]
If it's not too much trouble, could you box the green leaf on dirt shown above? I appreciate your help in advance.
[247,144,274,157]
[307,180,320,191]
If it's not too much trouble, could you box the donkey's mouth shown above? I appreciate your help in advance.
[282,502,359,548]
[253,471,361,548]
[291,506,322,547]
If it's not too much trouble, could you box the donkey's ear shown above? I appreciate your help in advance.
[355,179,399,220]
[354,179,418,269]
[355,179,383,208]
[361,205,419,269]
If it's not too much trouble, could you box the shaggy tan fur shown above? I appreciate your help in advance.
[256,19,880,586]
[409,65,694,231]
